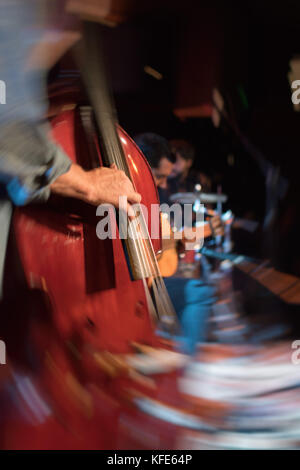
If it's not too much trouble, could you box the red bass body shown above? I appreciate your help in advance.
[0,107,170,449]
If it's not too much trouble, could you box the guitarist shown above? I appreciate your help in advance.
[168,139,212,195]
[135,133,222,354]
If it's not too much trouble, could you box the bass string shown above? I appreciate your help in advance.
[98,116,178,328]
[90,105,154,281]
[100,114,160,278]
[83,104,174,314]
[80,107,149,280]
[79,25,177,329]
[133,208,179,328]
[104,123,158,280]
[129,215,178,329]
[127,218,154,279]
[103,119,179,327]
[109,138,178,328]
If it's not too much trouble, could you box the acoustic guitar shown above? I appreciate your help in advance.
[157,211,225,277]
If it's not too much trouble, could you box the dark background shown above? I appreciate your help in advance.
[99,2,300,215]
[59,1,300,273]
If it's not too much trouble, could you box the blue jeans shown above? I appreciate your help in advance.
[163,277,217,354]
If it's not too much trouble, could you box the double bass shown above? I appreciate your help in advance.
[0,23,179,449]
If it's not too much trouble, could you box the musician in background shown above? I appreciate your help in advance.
[135,133,218,354]
[168,139,212,194]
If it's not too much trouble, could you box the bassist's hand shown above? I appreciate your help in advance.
[51,163,141,216]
